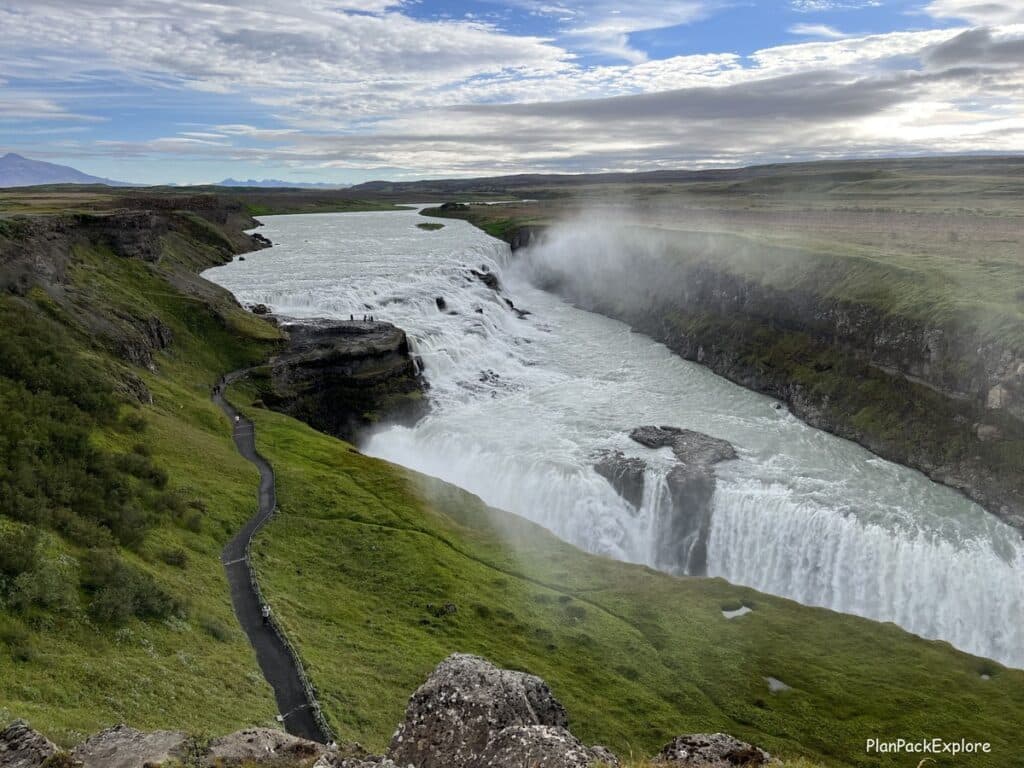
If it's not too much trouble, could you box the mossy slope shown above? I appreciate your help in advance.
[240,393,1024,768]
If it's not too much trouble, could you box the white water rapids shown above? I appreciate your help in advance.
[205,209,1024,668]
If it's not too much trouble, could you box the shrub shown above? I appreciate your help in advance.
[9,563,77,613]
[81,549,182,626]
[159,548,188,568]
[200,615,231,642]
[120,412,148,433]
[0,618,35,662]
[0,527,41,577]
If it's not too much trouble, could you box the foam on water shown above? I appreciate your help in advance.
[205,209,1024,668]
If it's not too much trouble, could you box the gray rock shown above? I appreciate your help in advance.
[203,727,326,766]
[470,725,618,768]
[71,724,188,768]
[265,319,426,442]
[629,427,736,465]
[594,451,647,508]
[470,269,500,291]
[654,733,769,767]
[314,757,402,768]
[0,720,58,768]
[628,427,736,575]
[388,653,569,768]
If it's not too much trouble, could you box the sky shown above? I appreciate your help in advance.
[0,0,1021,184]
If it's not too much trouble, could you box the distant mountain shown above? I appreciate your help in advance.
[0,152,130,187]
[216,178,350,189]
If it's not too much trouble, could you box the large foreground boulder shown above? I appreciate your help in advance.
[0,721,58,768]
[71,724,189,768]
[654,733,769,767]
[387,653,570,768]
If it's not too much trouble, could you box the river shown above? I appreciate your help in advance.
[205,208,1024,669]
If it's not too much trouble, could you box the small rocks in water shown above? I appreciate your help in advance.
[71,724,189,768]
[387,653,569,768]
[654,733,769,767]
[238,256,246,261]
[502,297,532,318]
[470,269,500,291]
[435,297,447,311]
[0,719,58,768]
[250,303,271,315]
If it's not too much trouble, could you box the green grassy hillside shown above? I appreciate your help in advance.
[233,381,1024,767]
[0,206,284,744]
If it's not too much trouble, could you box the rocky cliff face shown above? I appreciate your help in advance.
[596,427,737,575]
[510,228,1024,530]
[0,202,271,380]
[1,655,769,768]
[261,319,425,442]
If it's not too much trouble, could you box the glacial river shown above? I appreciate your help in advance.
[205,208,1024,668]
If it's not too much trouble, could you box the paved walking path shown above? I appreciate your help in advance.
[213,371,328,744]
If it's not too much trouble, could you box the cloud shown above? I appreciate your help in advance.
[925,1,1024,25]
[923,26,1024,69]
[0,96,105,122]
[789,24,849,39]
[0,0,572,120]
[2,0,1022,179]
[509,0,713,63]
[790,0,879,10]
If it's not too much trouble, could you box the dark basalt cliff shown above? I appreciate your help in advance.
[259,319,426,443]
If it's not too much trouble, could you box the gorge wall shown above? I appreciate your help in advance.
[502,223,1024,530]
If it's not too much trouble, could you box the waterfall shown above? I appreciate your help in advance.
[204,209,1024,669]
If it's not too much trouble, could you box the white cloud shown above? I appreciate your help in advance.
[0,95,104,122]
[791,0,880,11]
[789,23,849,39]
[925,1,1024,25]
[2,0,1022,178]
[509,0,713,62]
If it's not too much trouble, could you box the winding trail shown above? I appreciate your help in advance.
[213,371,329,744]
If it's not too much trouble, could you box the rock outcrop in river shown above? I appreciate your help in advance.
[1,656,769,768]
[261,319,426,442]
[596,427,736,575]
